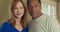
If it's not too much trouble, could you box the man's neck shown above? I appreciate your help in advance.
[32,13,43,19]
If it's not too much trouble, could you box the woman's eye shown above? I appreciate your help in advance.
[14,7,17,9]
[20,7,23,9]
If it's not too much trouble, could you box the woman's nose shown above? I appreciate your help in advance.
[17,9,20,13]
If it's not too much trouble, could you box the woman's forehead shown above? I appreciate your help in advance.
[15,2,23,7]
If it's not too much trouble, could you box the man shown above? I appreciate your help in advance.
[27,0,60,32]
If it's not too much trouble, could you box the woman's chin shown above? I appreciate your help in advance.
[17,16,21,18]
[16,15,22,18]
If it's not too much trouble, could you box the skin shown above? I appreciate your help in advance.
[13,1,24,31]
[28,0,42,19]
[13,1,24,19]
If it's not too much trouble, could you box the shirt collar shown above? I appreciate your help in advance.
[32,14,45,22]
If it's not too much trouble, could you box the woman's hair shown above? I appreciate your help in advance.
[7,0,27,27]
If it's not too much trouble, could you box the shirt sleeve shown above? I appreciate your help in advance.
[47,16,60,32]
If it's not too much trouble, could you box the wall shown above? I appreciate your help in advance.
[0,0,10,24]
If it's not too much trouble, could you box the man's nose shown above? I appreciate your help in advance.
[32,6,35,11]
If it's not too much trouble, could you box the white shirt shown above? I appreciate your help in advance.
[28,14,60,32]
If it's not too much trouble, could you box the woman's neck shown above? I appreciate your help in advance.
[14,18,23,32]
[15,18,21,25]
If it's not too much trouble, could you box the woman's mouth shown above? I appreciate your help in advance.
[16,14,21,15]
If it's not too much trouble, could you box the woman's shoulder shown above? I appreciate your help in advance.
[1,19,12,27]
[2,21,10,26]
[1,21,12,29]
[0,21,12,32]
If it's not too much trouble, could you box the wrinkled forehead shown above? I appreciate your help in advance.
[28,0,39,4]
[29,1,40,6]
[29,0,38,1]
[29,0,39,3]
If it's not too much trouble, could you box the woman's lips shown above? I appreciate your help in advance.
[16,14,21,15]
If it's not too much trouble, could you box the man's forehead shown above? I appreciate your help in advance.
[29,0,39,2]
[29,0,38,1]
[29,0,39,5]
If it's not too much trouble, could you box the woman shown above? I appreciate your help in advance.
[0,0,27,32]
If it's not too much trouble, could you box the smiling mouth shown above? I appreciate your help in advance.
[31,13,36,15]
[31,12,37,14]
[16,14,21,15]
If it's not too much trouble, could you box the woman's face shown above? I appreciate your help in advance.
[13,1,24,18]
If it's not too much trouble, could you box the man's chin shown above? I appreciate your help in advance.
[32,15,37,19]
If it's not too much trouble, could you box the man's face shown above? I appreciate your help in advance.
[28,0,41,19]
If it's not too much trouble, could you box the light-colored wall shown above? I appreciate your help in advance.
[0,0,10,24]
[50,0,57,2]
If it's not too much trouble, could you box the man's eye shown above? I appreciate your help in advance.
[35,5,37,7]
[30,6,33,8]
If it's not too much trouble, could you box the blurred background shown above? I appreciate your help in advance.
[0,0,60,25]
